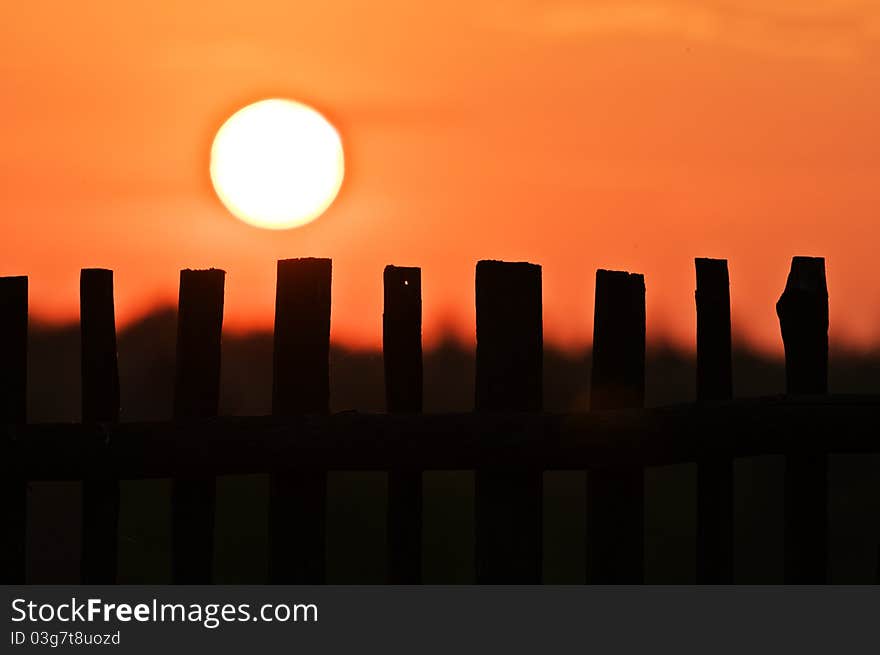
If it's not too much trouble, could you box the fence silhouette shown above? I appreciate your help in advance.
[1,256,874,585]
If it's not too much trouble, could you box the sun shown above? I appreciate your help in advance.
[210,99,344,230]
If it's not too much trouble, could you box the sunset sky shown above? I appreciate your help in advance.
[2,1,880,353]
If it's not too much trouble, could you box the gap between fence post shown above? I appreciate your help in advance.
[777,256,828,584]
[587,269,646,583]
[694,258,734,583]
[80,268,121,584]
[474,260,543,584]
[269,258,331,584]
[0,276,27,584]
[171,268,225,584]
[384,265,423,584]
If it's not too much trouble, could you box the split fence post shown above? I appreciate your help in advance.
[776,256,828,583]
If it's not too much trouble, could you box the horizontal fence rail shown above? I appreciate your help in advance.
[0,255,862,584]
[3,395,880,479]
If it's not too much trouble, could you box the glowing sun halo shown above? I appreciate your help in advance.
[210,99,344,230]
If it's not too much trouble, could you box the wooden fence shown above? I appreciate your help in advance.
[1,256,876,585]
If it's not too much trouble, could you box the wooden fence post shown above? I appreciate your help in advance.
[694,258,734,583]
[776,256,828,583]
[1,276,27,584]
[587,269,645,583]
[80,269,121,583]
[384,265,423,584]
[474,260,543,583]
[875,545,880,584]
[269,258,331,584]
[171,268,225,584]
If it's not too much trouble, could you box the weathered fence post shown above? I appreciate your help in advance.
[384,265,423,583]
[1,276,27,584]
[269,258,331,584]
[587,269,645,583]
[694,258,734,583]
[80,269,121,583]
[171,268,225,584]
[875,546,880,584]
[776,256,828,584]
[474,260,543,583]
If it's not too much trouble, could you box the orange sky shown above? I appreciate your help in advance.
[2,1,880,354]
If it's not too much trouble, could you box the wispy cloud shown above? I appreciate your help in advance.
[479,0,880,60]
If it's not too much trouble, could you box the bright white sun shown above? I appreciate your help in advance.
[210,99,344,230]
